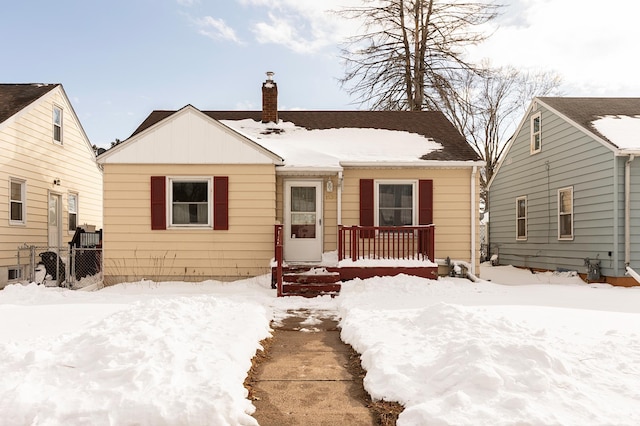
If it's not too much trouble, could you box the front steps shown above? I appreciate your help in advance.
[277,266,341,297]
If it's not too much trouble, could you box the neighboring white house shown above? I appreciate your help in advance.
[0,84,103,288]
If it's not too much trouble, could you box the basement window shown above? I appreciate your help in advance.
[8,267,22,281]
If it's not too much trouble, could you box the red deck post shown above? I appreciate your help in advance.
[351,227,358,262]
[338,225,344,261]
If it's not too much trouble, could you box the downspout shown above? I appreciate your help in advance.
[470,166,477,275]
[337,171,343,226]
[625,155,634,266]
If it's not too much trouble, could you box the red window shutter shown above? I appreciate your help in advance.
[359,179,374,238]
[419,179,433,225]
[214,176,229,230]
[150,176,166,230]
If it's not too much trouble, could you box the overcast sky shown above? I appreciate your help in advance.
[2,0,639,148]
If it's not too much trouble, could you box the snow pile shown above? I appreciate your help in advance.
[0,264,639,425]
[0,281,273,426]
[338,271,640,425]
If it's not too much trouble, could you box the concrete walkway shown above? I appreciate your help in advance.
[249,310,375,425]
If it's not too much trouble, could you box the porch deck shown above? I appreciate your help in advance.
[273,224,438,297]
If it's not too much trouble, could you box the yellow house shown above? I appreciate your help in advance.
[97,75,483,286]
[0,84,103,288]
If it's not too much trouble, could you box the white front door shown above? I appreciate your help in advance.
[48,193,61,248]
[284,180,323,262]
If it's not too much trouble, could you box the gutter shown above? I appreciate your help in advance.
[339,160,485,168]
[471,166,477,274]
[337,171,343,226]
[625,155,635,266]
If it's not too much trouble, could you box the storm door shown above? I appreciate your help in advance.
[284,181,322,262]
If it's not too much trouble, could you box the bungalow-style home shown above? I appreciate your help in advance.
[0,84,103,288]
[97,74,483,289]
[488,97,640,286]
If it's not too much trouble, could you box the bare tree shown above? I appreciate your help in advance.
[438,63,562,212]
[338,0,501,111]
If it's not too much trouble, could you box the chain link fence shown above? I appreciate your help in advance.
[16,244,103,289]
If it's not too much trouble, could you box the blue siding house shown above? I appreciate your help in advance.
[488,97,640,286]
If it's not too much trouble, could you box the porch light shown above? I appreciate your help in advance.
[326,179,333,193]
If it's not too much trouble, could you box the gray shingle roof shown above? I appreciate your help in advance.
[130,109,481,162]
[0,84,58,124]
[539,97,640,146]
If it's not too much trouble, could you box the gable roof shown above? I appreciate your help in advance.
[131,110,481,162]
[0,83,59,124]
[538,97,640,150]
[97,105,284,165]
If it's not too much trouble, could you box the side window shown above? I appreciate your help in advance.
[558,187,573,240]
[9,179,26,225]
[530,112,541,154]
[516,196,527,240]
[169,178,211,227]
[53,105,63,143]
[376,181,416,226]
[68,193,78,232]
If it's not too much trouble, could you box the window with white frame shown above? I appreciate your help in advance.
[516,196,527,240]
[530,112,541,153]
[53,105,63,143]
[558,187,573,239]
[8,267,22,281]
[10,179,26,225]
[68,193,78,232]
[376,181,416,226]
[170,178,211,226]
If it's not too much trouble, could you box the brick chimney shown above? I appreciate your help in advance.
[261,71,278,123]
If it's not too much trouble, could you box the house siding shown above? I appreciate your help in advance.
[341,167,480,272]
[101,163,276,284]
[0,87,102,287]
[489,104,618,275]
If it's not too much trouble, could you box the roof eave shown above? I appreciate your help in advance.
[340,160,485,168]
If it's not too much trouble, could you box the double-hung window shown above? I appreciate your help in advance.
[53,105,63,143]
[558,187,573,240]
[516,196,527,240]
[10,179,26,225]
[68,193,78,232]
[531,112,541,153]
[376,181,416,226]
[170,178,211,227]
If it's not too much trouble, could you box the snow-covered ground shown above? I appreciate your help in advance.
[1,264,639,425]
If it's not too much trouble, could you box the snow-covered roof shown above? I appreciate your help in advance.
[220,118,444,169]
[591,115,640,150]
[127,109,483,169]
[537,97,640,152]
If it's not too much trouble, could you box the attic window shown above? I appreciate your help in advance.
[530,112,541,154]
[53,105,63,143]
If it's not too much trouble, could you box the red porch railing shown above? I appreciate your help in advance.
[274,224,284,297]
[338,225,435,263]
